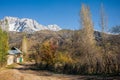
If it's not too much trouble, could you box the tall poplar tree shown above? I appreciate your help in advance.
[80,4,96,57]
[80,4,99,74]
[22,35,28,54]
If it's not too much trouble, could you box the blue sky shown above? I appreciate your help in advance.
[0,0,120,30]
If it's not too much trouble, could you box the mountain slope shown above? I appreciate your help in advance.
[0,16,62,32]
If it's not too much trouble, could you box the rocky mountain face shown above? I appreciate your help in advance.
[0,16,62,33]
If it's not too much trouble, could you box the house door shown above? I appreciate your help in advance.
[19,57,22,63]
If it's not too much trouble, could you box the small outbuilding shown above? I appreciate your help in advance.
[7,47,23,65]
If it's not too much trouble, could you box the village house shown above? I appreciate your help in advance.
[7,47,23,65]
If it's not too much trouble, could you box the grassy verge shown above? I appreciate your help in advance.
[5,63,18,69]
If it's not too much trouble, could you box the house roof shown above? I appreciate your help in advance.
[8,47,22,55]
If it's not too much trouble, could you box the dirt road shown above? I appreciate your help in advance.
[0,63,83,80]
[0,63,119,80]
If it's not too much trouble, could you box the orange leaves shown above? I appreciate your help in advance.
[40,40,58,65]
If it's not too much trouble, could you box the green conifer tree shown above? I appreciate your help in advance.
[0,28,9,67]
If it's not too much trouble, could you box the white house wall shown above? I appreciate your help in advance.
[7,55,14,65]
[16,57,20,63]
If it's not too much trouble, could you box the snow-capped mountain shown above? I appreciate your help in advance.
[0,16,62,32]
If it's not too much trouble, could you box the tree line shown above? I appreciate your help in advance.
[26,4,120,75]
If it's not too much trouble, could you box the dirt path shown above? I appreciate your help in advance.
[10,63,83,80]
[0,63,82,80]
[0,69,94,80]
[0,63,120,80]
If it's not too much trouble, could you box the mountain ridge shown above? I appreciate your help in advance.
[0,16,62,32]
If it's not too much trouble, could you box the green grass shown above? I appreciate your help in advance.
[5,64,17,69]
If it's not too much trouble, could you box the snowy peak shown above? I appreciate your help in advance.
[0,16,62,32]
[48,24,62,31]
